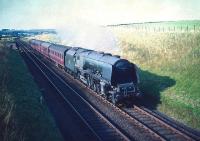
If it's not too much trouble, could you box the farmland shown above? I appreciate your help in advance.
[108,20,200,129]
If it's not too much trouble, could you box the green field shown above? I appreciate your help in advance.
[0,39,63,141]
[109,20,200,130]
[109,20,200,32]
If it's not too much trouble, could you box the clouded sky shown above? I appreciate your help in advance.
[0,0,200,29]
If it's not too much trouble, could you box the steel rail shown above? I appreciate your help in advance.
[137,106,200,141]
[123,105,196,141]
[18,41,130,141]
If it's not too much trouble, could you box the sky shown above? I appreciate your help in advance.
[0,0,200,29]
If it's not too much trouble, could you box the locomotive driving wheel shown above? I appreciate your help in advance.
[93,83,97,92]
[111,93,118,105]
[87,76,92,87]
[76,72,81,80]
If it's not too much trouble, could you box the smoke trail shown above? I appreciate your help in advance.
[55,22,120,54]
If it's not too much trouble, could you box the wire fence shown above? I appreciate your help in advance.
[108,25,200,33]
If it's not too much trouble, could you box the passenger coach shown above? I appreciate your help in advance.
[49,44,70,67]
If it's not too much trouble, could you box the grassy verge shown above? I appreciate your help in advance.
[0,39,63,141]
[110,27,200,130]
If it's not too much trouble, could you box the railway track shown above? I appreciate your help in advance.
[138,106,200,140]
[17,40,200,141]
[17,40,130,141]
[123,105,199,141]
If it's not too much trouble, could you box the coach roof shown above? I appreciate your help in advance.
[41,42,51,48]
[30,39,44,45]
[49,44,71,53]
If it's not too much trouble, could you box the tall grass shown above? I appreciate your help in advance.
[0,40,63,141]
[110,27,200,129]
[0,43,18,141]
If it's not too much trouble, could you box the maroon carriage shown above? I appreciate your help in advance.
[40,42,51,58]
[29,39,43,53]
[49,44,70,67]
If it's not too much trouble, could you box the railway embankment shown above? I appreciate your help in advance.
[0,39,63,141]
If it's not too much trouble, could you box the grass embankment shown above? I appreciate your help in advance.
[111,27,200,130]
[0,40,63,141]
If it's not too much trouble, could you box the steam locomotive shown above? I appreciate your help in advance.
[29,39,141,104]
